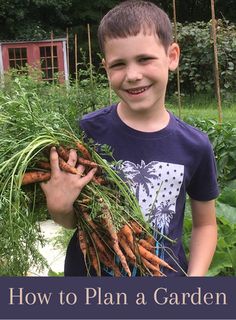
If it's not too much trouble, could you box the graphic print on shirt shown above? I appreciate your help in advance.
[117,160,184,237]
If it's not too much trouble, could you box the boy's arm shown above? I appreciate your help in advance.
[187,199,217,276]
[40,147,96,229]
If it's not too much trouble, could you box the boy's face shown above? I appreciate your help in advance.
[103,32,179,114]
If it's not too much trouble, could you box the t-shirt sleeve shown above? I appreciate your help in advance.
[78,118,95,141]
[187,138,219,201]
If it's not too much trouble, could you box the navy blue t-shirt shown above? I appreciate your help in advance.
[64,104,219,276]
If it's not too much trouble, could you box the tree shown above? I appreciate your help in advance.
[0,0,73,40]
[153,0,236,22]
[1,0,236,41]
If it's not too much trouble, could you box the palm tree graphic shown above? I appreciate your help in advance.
[119,160,160,199]
[148,200,175,234]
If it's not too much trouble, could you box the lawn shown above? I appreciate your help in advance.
[167,94,236,125]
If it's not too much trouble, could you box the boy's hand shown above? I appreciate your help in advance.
[40,147,96,228]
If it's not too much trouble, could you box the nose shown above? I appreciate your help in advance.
[125,64,142,82]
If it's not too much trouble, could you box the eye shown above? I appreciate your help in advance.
[139,57,153,63]
[110,62,125,69]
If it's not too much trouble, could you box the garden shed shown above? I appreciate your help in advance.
[0,38,68,83]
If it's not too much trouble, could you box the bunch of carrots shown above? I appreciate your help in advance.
[0,79,177,276]
[76,201,175,277]
[21,141,175,277]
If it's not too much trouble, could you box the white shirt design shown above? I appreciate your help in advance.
[118,160,184,234]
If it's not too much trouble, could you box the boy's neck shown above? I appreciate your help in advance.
[117,102,170,133]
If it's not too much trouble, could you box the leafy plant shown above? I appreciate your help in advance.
[183,194,236,276]
[182,119,236,276]
[184,117,236,186]
[75,50,117,114]
[168,20,236,99]
[209,199,236,276]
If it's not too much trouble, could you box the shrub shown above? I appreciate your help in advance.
[168,20,236,99]
[185,117,236,187]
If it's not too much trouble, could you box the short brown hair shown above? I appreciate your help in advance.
[98,0,173,54]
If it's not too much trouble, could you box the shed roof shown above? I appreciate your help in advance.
[0,38,66,45]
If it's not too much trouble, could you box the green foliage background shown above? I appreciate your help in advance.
[1,0,236,41]
[168,20,236,97]
[181,118,236,276]
[1,1,236,100]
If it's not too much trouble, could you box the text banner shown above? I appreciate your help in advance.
[0,277,235,319]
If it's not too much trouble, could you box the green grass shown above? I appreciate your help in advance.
[170,106,236,124]
[167,94,236,125]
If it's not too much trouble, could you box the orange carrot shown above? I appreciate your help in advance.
[139,238,155,252]
[118,236,136,261]
[129,220,143,235]
[101,204,131,277]
[81,211,109,258]
[90,231,108,258]
[91,175,106,185]
[138,243,176,272]
[141,257,161,275]
[77,157,99,168]
[81,210,98,230]
[76,141,92,160]
[118,224,134,248]
[88,245,101,276]
[21,171,51,185]
[36,161,51,170]
[145,235,156,253]
[77,229,87,261]
[58,157,81,175]
[153,269,165,277]
[57,145,70,162]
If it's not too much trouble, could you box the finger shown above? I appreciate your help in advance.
[76,164,86,177]
[39,175,51,192]
[39,180,49,193]
[49,147,60,176]
[79,168,97,188]
[67,149,77,167]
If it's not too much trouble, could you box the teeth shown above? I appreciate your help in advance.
[127,86,149,94]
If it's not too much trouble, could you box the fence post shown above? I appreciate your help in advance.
[210,0,223,124]
[66,28,70,80]
[87,23,93,84]
[50,31,55,84]
[172,0,182,118]
[74,33,78,86]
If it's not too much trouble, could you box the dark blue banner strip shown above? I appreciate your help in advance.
[0,277,235,319]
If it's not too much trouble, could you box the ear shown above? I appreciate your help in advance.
[168,43,180,71]
[102,58,106,69]
[102,58,110,80]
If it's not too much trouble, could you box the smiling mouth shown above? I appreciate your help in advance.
[125,85,151,95]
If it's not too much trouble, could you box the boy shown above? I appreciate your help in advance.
[41,0,219,276]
